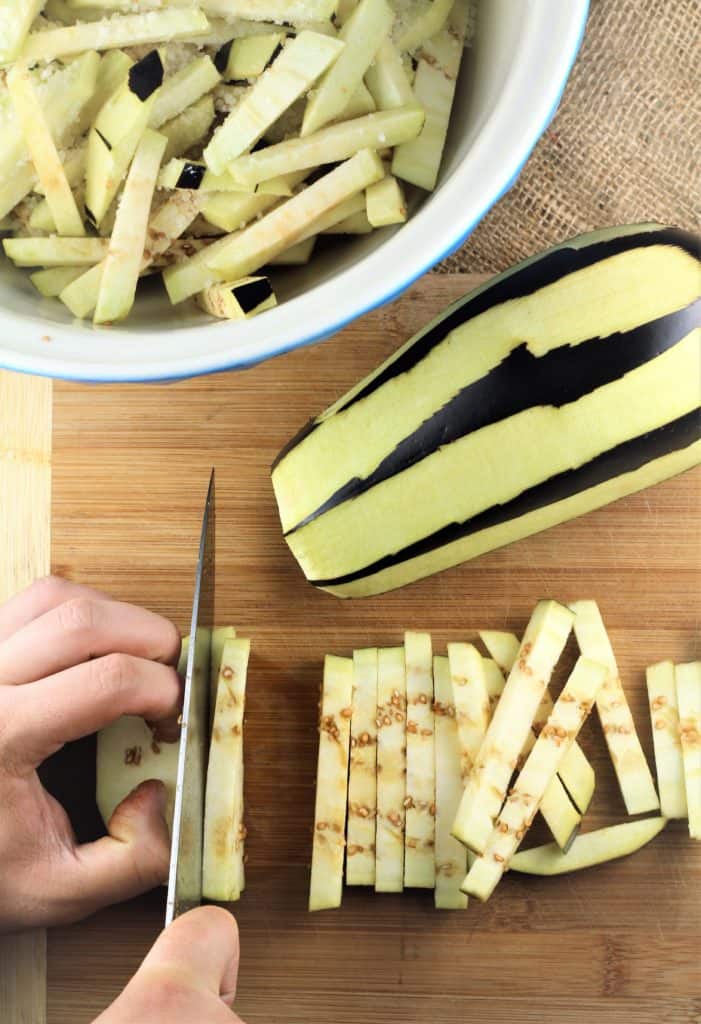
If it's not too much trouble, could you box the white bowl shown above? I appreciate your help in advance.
[0,0,588,383]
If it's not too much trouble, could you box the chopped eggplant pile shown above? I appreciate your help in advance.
[96,626,250,903]
[273,224,701,598]
[309,600,700,911]
[0,0,473,324]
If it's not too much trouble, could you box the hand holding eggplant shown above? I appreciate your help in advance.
[0,576,182,930]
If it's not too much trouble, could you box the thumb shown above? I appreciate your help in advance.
[95,908,243,1023]
[140,906,241,1005]
[65,780,171,918]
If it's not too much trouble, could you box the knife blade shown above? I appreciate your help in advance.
[165,469,215,926]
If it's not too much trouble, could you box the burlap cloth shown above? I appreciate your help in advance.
[440,0,701,274]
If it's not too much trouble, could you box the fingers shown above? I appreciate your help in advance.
[3,655,182,771]
[0,576,110,644]
[46,781,172,923]
[0,594,182,686]
[140,907,241,1005]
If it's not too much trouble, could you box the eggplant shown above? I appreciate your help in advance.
[300,0,394,137]
[196,276,277,321]
[20,9,208,63]
[0,0,43,65]
[675,661,701,839]
[375,647,407,894]
[646,661,687,820]
[203,31,343,176]
[272,224,701,598]
[94,130,167,325]
[570,600,660,815]
[85,49,164,228]
[452,601,574,855]
[214,33,285,83]
[309,655,354,912]
[203,638,250,903]
[403,631,436,888]
[166,149,384,303]
[510,818,667,875]
[346,649,379,887]
[462,656,607,901]
[433,655,468,909]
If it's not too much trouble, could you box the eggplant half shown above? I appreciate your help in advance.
[272,224,701,598]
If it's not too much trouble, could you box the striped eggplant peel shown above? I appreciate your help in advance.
[272,224,701,598]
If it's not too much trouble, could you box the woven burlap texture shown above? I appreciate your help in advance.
[441,0,701,274]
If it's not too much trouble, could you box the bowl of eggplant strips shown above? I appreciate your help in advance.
[0,0,587,382]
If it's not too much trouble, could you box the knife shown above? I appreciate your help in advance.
[165,469,215,926]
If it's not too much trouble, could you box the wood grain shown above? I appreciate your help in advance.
[48,275,700,1024]
[1,372,52,599]
[0,370,52,1024]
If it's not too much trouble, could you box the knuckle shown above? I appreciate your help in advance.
[56,596,98,637]
[0,693,34,777]
[29,574,70,605]
[160,619,182,666]
[93,652,136,699]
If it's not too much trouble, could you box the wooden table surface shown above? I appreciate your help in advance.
[48,274,700,1024]
[1,371,52,1024]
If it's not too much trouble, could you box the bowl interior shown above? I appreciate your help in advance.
[0,0,587,379]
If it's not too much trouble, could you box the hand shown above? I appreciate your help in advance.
[0,576,183,931]
[95,907,244,1023]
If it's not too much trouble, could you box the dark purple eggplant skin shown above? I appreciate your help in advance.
[273,227,700,473]
[231,278,274,313]
[309,407,701,588]
[288,297,700,536]
[128,50,164,102]
[278,228,701,536]
[176,163,207,189]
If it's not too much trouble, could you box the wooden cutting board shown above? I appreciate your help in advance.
[47,274,700,1024]
[0,371,52,1024]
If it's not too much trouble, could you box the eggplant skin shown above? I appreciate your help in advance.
[176,163,206,189]
[272,224,701,598]
[311,409,700,590]
[233,277,274,313]
[273,225,700,472]
[128,50,164,102]
[287,299,700,533]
